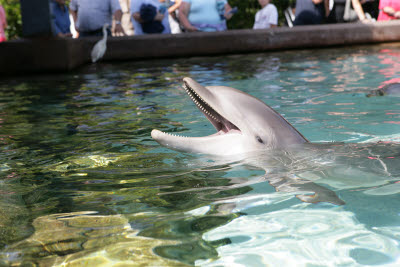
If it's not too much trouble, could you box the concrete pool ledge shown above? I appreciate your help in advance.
[1,20,400,75]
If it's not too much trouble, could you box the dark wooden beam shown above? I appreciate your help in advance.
[1,20,400,75]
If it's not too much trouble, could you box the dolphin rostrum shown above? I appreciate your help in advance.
[152,77,308,156]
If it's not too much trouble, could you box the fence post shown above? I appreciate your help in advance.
[20,0,53,37]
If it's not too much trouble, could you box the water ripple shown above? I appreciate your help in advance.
[198,208,400,266]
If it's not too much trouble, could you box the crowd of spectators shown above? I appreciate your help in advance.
[293,0,379,25]
[0,0,400,41]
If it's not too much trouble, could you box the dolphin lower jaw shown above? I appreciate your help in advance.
[151,129,244,155]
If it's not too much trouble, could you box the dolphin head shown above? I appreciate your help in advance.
[151,77,308,155]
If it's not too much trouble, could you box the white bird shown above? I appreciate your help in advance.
[91,24,110,63]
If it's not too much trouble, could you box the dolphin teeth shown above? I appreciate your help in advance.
[161,130,191,139]
[183,82,223,124]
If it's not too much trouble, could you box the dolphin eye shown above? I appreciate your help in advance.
[256,136,264,144]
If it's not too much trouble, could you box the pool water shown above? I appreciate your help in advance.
[0,44,399,266]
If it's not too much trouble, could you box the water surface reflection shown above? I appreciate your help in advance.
[0,44,399,266]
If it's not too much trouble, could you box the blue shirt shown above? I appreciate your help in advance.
[51,1,71,35]
[184,0,227,32]
[69,0,121,32]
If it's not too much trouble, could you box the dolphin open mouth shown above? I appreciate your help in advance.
[151,78,243,154]
[182,80,240,135]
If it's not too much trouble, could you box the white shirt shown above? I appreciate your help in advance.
[253,4,278,29]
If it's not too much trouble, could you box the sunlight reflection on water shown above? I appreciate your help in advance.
[198,206,400,267]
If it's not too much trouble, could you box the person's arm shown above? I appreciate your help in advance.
[352,0,368,22]
[70,9,79,32]
[113,9,126,35]
[383,6,396,16]
[270,6,278,28]
[110,0,126,36]
[52,17,62,37]
[69,0,79,32]
[382,6,400,18]
[168,0,182,14]
[55,27,72,37]
[1,6,7,29]
[132,10,164,23]
[178,1,197,32]
[224,2,233,20]
[324,0,330,17]
[70,9,77,23]
[132,12,143,23]
[312,0,324,4]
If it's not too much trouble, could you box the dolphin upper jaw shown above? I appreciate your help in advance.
[151,129,246,155]
[182,78,243,135]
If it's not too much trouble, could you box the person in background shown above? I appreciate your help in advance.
[377,0,400,21]
[253,0,278,29]
[328,0,377,23]
[178,0,234,32]
[327,0,350,23]
[167,0,182,34]
[131,0,171,35]
[69,0,126,37]
[352,0,376,22]
[51,0,72,37]
[293,0,327,26]
[360,0,379,20]
[0,4,7,42]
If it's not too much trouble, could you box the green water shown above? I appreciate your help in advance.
[0,44,399,266]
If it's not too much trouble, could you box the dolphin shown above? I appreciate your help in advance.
[366,82,400,97]
[151,78,346,205]
[151,77,308,156]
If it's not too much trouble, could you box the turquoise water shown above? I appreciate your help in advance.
[0,44,399,266]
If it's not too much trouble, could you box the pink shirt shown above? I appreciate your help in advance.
[378,0,400,21]
[0,5,6,41]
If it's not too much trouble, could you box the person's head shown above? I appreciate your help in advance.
[258,0,270,8]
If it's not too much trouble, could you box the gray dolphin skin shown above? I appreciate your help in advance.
[366,82,400,97]
[151,77,308,156]
[151,78,345,205]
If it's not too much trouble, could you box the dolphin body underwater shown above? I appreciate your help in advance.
[151,78,399,205]
[366,82,400,97]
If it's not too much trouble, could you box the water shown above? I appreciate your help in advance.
[0,44,399,266]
